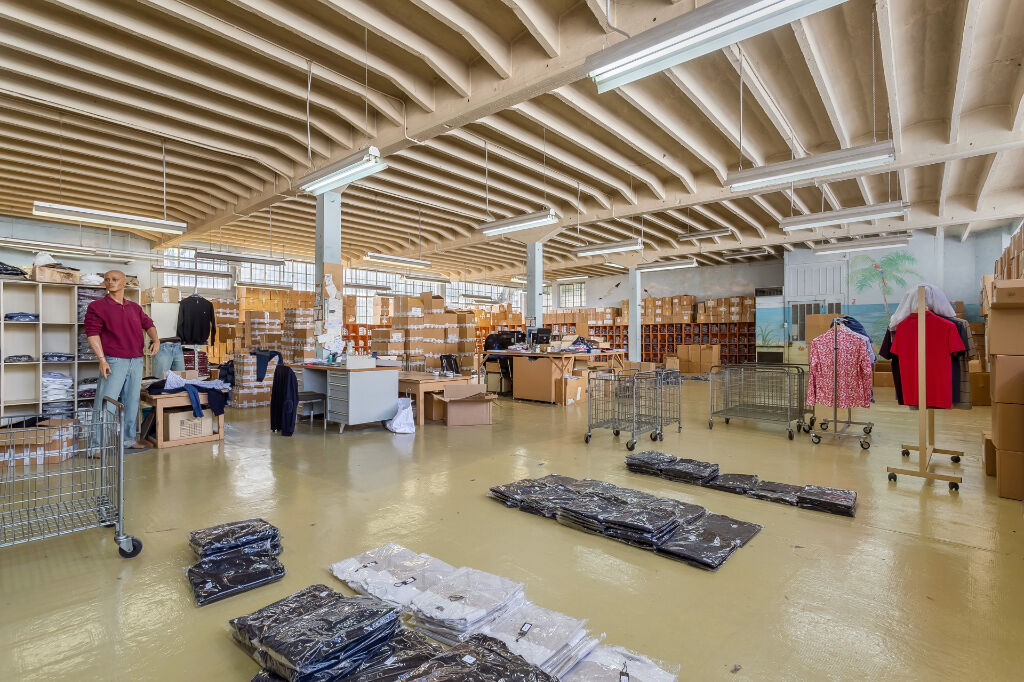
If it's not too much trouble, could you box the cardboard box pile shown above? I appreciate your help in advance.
[283,308,316,364]
[142,286,181,304]
[642,295,697,324]
[236,286,316,319]
[244,311,283,352]
[695,296,755,324]
[0,418,76,467]
[675,344,722,373]
[987,279,1024,499]
[232,353,279,408]
[994,228,1023,280]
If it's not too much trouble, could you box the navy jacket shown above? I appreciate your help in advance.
[270,364,298,437]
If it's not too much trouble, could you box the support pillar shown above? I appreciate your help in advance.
[525,241,543,326]
[628,266,641,362]
[315,191,342,358]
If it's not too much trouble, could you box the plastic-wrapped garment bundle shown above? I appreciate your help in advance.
[257,595,400,682]
[230,585,343,659]
[518,486,580,518]
[625,450,678,475]
[656,514,762,570]
[555,497,626,535]
[251,670,284,682]
[746,480,803,506]
[189,518,281,559]
[704,473,760,495]
[480,601,591,675]
[490,479,557,508]
[346,627,443,682]
[41,372,74,401]
[601,506,680,548]
[641,498,707,527]
[546,635,603,679]
[41,401,74,419]
[410,567,526,644]
[659,459,719,485]
[401,634,558,682]
[4,312,39,321]
[561,645,677,682]
[4,354,34,363]
[532,473,579,487]
[187,554,286,606]
[797,485,857,517]
[42,352,75,362]
[328,543,458,609]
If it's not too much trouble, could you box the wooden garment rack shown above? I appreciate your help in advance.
[886,285,963,491]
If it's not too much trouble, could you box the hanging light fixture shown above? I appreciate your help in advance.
[573,238,643,257]
[402,273,450,284]
[31,201,187,234]
[299,146,388,195]
[720,248,771,259]
[364,252,431,269]
[556,275,588,282]
[478,208,559,236]
[675,228,734,240]
[779,200,910,231]
[727,140,896,191]
[636,258,699,272]
[194,249,284,266]
[811,234,911,254]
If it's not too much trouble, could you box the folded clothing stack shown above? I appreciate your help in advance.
[77,287,105,322]
[409,566,526,645]
[401,634,557,682]
[746,480,803,505]
[797,485,857,517]
[555,496,623,536]
[625,450,679,475]
[601,501,684,548]
[705,473,760,495]
[656,513,763,570]
[78,377,98,399]
[41,401,74,420]
[77,331,95,360]
[561,645,678,682]
[230,586,401,682]
[42,351,75,362]
[4,354,34,363]
[186,519,284,606]
[480,601,600,677]
[342,627,442,682]
[41,371,74,401]
[4,312,38,322]
[659,458,719,485]
[328,542,457,609]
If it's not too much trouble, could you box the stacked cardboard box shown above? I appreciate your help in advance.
[370,327,405,354]
[988,279,1024,499]
[283,308,316,364]
[0,418,76,467]
[455,311,477,367]
[244,311,283,352]
[373,296,391,325]
[141,286,180,304]
[994,228,1023,280]
[208,298,242,364]
[237,286,316,319]
[696,296,755,323]
[641,295,697,323]
[232,353,279,408]
[675,344,722,373]
[493,303,524,327]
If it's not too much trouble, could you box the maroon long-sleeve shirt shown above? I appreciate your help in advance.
[83,295,155,359]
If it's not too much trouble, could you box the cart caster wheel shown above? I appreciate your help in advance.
[657,432,664,441]
[820,421,829,431]
[949,481,959,492]
[626,440,636,451]
[788,429,794,440]
[651,431,659,441]
[584,433,591,444]
[888,473,897,482]
[613,429,620,436]
[118,537,143,559]
[707,419,713,430]
[811,434,822,444]
[951,455,961,463]
[809,416,816,428]
[860,439,870,450]
[901,449,910,458]
[863,425,873,434]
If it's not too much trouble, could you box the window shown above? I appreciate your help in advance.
[158,248,231,291]
[558,282,586,308]
[542,285,552,311]
[238,260,315,291]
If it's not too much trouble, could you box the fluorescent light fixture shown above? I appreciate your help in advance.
[402,273,450,284]
[556,275,588,282]
[811,234,911,255]
[236,281,291,290]
[779,200,910,232]
[605,263,628,270]
[364,252,430,269]
[676,228,734,241]
[195,249,284,267]
[462,294,498,304]
[32,201,187,234]
[510,275,527,283]
[299,146,387,195]
[586,0,849,92]
[720,248,771,259]
[637,258,698,272]
[343,282,394,292]
[573,238,643,257]
[478,208,558,236]
[728,140,896,191]
[0,238,96,254]
[152,265,231,277]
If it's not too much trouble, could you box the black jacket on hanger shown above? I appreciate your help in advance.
[177,295,217,345]
[270,364,298,437]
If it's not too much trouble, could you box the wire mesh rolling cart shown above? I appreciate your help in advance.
[584,368,682,451]
[707,363,814,440]
[0,397,142,558]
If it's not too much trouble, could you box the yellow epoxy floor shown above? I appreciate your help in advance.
[1,383,1023,680]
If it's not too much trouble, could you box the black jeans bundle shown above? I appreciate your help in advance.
[187,519,285,606]
[490,475,762,571]
[401,634,557,682]
[623,451,859,517]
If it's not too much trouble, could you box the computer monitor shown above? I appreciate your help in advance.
[527,327,552,345]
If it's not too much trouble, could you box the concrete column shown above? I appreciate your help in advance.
[628,266,641,362]
[525,241,543,326]
[315,191,342,358]
[552,278,561,309]
[934,226,945,289]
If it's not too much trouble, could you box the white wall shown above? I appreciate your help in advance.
[0,215,155,288]
[584,260,784,307]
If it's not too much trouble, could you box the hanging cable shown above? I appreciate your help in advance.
[871,7,877,143]
[484,141,491,218]
[364,27,369,140]
[306,60,313,167]
[738,49,744,171]
[542,127,549,205]
[269,206,274,258]
[162,140,168,221]
[58,113,64,204]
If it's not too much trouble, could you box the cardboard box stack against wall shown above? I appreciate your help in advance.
[985,278,1024,499]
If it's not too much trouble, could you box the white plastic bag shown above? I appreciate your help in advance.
[386,397,416,434]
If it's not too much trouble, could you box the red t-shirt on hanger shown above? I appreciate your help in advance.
[890,312,965,409]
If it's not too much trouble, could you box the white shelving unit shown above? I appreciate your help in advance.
[0,280,139,419]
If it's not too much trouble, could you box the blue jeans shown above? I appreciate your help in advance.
[93,356,144,445]
[152,341,185,379]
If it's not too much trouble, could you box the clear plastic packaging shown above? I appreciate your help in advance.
[346,627,442,682]
[659,459,719,485]
[401,634,557,682]
[625,450,678,475]
[746,480,802,505]
[187,554,286,606]
[561,645,678,682]
[704,473,760,495]
[410,567,525,643]
[229,584,342,658]
[656,514,762,570]
[480,601,590,675]
[328,543,457,608]
[189,518,281,559]
[797,485,857,516]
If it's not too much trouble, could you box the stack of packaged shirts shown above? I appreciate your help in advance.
[659,458,719,484]
[42,351,75,362]
[409,566,526,645]
[625,450,679,475]
[328,542,457,609]
[77,377,98,399]
[555,496,623,536]
[746,480,803,505]
[401,634,557,682]
[656,513,762,570]
[41,371,73,401]
[480,601,600,677]
[186,518,284,606]
[4,354,34,363]
[77,287,105,321]
[42,401,74,419]
[796,485,857,516]
[77,331,96,360]
[704,473,760,495]
[341,627,442,682]
[4,311,39,321]
[489,479,558,508]
[601,502,683,548]
[230,588,401,681]
[562,645,677,682]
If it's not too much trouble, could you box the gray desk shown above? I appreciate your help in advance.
[295,365,399,433]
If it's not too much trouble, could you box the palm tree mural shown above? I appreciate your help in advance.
[851,250,920,317]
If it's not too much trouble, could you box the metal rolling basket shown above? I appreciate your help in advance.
[707,363,814,440]
[585,368,680,451]
[0,397,143,558]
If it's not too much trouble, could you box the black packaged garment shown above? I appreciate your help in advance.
[252,670,285,682]
[518,486,580,518]
[187,554,286,606]
[555,497,624,535]
[659,458,719,485]
[177,293,217,344]
[490,479,553,508]
[625,450,678,475]
[656,513,762,570]
[746,480,803,506]
[402,634,557,682]
[797,485,857,517]
[532,474,579,487]
[347,627,443,682]
[704,473,760,495]
[230,585,343,658]
[257,594,401,682]
[190,518,281,559]
[602,504,679,548]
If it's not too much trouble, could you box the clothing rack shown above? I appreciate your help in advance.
[810,318,874,449]
[886,286,963,491]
